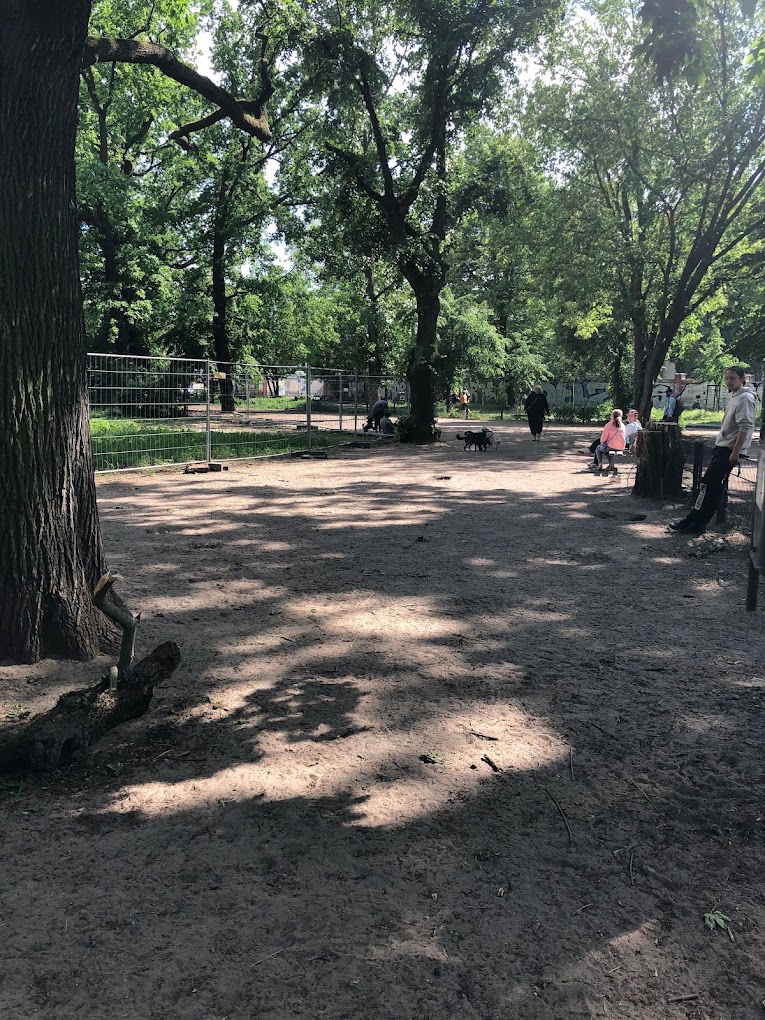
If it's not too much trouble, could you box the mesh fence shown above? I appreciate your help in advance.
[88,354,406,472]
[681,437,756,530]
[88,353,211,472]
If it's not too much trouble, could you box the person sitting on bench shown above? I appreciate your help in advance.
[593,408,626,472]
[624,408,643,447]
[588,407,641,465]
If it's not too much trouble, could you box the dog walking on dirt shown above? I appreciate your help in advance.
[456,427,495,451]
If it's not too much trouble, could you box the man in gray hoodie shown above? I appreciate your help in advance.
[669,366,757,535]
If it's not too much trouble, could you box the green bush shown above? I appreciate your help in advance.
[546,401,612,423]
[395,414,441,442]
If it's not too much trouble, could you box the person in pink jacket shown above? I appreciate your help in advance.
[593,409,626,472]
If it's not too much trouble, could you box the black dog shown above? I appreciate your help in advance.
[456,428,493,451]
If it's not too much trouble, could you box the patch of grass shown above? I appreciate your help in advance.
[90,418,340,471]
[681,408,724,426]
[648,407,726,426]
[4,705,31,721]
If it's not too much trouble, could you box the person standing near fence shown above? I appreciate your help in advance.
[460,388,470,418]
[669,366,756,535]
[524,385,549,440]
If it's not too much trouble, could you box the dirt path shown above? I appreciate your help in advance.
[2,421,764,1020]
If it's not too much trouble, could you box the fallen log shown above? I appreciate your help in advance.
[0,641,181,773]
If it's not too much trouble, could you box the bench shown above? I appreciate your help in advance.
[594,449,632,476]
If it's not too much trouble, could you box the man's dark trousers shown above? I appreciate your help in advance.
[687,446,735,526]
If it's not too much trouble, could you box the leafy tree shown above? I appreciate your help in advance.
[77,0,204,353]
[530,0,765,417]
[294,0,562,439]
[278,129,412,378]
[0,0,274,662]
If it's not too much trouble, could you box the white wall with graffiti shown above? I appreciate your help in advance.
[541,364,762,411]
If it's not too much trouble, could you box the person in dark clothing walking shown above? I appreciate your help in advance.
[669,366,756,535]
[524,386,550,440]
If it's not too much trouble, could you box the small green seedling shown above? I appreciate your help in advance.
[4,705,31,721]
[703,910,731,932]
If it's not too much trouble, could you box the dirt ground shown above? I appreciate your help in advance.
[2,420,765,1020]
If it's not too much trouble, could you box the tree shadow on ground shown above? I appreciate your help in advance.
[1,425,763,1019]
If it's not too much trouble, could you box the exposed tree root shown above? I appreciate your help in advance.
[0,641,181,773]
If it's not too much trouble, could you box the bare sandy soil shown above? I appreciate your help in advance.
[2,421,764,1020]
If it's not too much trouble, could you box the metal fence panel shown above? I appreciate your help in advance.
[208,362,315,461]
[681,437,756,528]
[88,354,407,472]
[88,353,211,472]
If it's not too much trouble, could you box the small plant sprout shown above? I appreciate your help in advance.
[703,910,734,941]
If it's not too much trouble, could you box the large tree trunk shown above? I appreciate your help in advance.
[211,221,231,364]
[632,422,685,499]
[363,264,385,378]
[211,218,236,410]
[633,332,670,423]
[402,265,440,442]
[0,2,108,663]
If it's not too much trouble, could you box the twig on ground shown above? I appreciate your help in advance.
[573,903,593,915]
[546,787,573,844]
[629,853,635,886]
[249,947,287,968]
[667,993,699,1003]
[481,755,501,772]
[470,731,499,741]
[570,747,575,781]
[602,997,629,1018]
[626,776,659,812]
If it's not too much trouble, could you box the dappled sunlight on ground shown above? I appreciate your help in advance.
[2,422,765,1020]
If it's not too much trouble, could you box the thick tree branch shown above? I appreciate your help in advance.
[325,143,385,205]
[83,36,273,143]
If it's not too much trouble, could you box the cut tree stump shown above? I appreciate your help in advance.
[633,422,685,499]
[0,641,181,773]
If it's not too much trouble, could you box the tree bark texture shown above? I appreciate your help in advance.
[633,342,667,424]
[0,640,180,772]
[402,266,440,441]
[0,2,109,662]
[363,264,384,378]
[211,218,231,365]
[632,422,685,499]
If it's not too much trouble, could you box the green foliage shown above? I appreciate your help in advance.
[78,0,207,353]
[90,418,339,469]
[528,0,765,413]
[703,909,731,931]
[547,401,613,423]
[394,414,440,443]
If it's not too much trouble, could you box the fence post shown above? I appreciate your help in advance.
[339,370,343,432]
[717,474,729,524]
[354,371,359,435]
[305,363,312,452]
[205,358,212,464]
[691,441,705,502]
